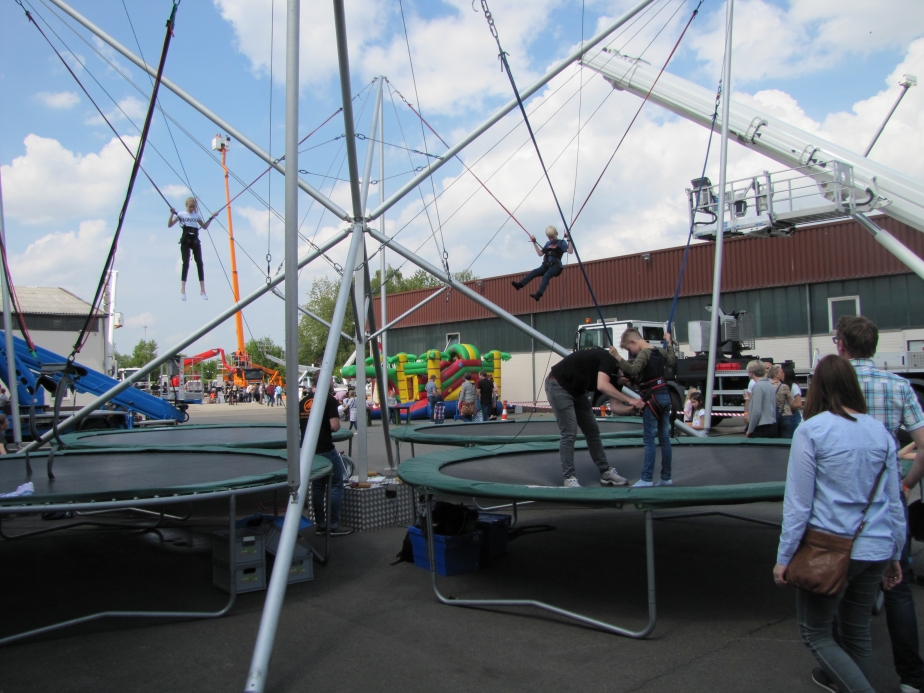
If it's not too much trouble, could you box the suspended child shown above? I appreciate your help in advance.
[511,225,573,301]
[168,197,218,301]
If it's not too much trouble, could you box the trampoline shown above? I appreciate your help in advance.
[397,437,792,638]
[0,447,333,645]
[389,417,645,462]
[61,423,352,451]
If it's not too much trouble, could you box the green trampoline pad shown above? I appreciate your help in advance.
[398,438,792,511]
[0,446,332,509]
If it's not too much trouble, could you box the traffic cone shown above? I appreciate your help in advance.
[501,401,508,420]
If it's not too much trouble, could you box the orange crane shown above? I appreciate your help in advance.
[208,134,284,389]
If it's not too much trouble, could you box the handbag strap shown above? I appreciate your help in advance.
[852,459,890,541]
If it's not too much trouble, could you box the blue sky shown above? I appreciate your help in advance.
[1,0,922,363]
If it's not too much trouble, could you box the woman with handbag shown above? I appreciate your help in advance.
[769,365,796,439]
[773,355,906,693]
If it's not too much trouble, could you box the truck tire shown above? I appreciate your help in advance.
[79,418,110,431]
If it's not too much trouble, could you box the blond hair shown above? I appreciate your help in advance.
[545,225,558,238]
[620,328,642,349]
[184,196,197,208]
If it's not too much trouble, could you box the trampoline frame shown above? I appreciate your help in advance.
[0,450,334,646]
[400,437,791,639]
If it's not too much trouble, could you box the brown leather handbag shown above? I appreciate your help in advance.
[786,461,889,596]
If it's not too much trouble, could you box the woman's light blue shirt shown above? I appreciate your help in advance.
[777,411,906,565]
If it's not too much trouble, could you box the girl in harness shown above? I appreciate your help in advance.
[511,226,573,301]
[168,197,218,301]
[610,328,677,487]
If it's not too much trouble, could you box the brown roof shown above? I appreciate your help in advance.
[372,216,924,328]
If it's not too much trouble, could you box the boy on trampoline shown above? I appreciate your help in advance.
[511,225,573,301]
[168,197,218,301]
[546,349,641,487]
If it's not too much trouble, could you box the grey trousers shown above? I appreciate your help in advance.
[545,378,609,479]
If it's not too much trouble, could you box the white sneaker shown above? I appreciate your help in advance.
[181,293,187,302]
[655,479,673,487]
[633,479,654,488]
[600,469,628,486]
[200,292,208,300]
[563,476,581,488]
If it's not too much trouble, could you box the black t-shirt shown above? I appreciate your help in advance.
[477,378,494,405]
[549,349,621,397]
[298,392,340,453]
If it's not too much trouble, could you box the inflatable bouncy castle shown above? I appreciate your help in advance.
[339,344,511,420]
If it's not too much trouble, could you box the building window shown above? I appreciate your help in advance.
[445,332,460,348]
[908,340,924,352]
[828,296,860,332]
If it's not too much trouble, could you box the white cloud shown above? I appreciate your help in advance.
[162,184,191,199]
[124,311,155,329]
[9,220,112,300]
[35,91,79,110]
[85,96,148,126]
[688,0,924,84]
[1,134,138,226]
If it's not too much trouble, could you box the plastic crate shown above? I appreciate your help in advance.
[475,512,512,560]
[408,526,482,576]
[212,559,266,594]
[211,529,265,565]
[285,556,314,584]
[265,517,313,557]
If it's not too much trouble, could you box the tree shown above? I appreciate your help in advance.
[298,276,355,369]
[247,337,285,380]
[371,266,477,295]
[115,339,157,368]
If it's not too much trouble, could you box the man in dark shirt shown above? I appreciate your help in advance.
[478,371,496,422]
[546,349,642,487]
[299,380,352,536]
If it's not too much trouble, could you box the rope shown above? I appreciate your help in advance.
[65,1,180,360]
[266,0,275,284]
[0,235,36,354]
[476,0,611,344]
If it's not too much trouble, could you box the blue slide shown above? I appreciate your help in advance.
[0,331,183,422]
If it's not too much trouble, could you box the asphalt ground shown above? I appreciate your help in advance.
[0,402,921,692]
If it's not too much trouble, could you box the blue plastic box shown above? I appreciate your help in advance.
[475,512,512,559]
[408,526,482,576]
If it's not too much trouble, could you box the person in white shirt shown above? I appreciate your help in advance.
[168,197,218,301]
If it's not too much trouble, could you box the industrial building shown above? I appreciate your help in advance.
[373,216,924,403]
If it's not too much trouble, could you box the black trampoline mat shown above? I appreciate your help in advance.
[0,450,285,500]
[419,419,642,437]
[441,445,790,488]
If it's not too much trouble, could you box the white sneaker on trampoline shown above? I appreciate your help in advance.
[600,469,628,486]
[656,479,673,487]
[563,476,581,488]
[633,479,654,488]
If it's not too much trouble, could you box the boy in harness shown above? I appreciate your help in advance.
[609,329,677,487]
[511,226,573,301]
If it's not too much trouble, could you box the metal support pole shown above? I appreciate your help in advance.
[245,225,364,693]
[864,76,916,158]
[0,167,22,445]
[362,254,395,473]
[379,74,387,373]
[853,214,924,282]
[353,252,368,482]
[284,0,301,493]
[106,270,118,376]
[22,231,350,452]
[46,0,349,222]
[368,228,569,357]
[360,80,383,213]
[703,0,734,431]
[367,0,657,221]
[368,287,448,340]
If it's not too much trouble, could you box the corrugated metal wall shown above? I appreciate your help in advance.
[373,216,924,329]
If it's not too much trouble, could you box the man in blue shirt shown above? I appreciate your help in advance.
[511,226,573,301]
[829,315,924,693]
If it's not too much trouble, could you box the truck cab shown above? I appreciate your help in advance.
[574,319,669,360]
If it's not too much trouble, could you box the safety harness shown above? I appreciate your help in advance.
[637,348,668,419]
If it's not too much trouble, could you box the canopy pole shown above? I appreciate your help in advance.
[703,0,734,431]
[284,0,301,494]
[0,167,21,446]
[379,74,387,378]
